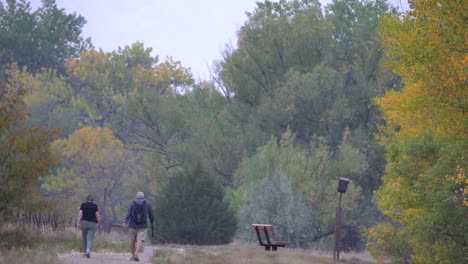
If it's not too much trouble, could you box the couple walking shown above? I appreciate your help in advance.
[77,191,154,261]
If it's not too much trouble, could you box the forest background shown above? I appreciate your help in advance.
[0,0,465,263]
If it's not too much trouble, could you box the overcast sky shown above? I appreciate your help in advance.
[28,0,408,80]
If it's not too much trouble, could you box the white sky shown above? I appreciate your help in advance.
[28,0,408,80]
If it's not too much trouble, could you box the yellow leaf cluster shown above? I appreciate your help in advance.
[376,0,467,141]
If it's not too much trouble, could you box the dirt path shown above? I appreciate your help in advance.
[58,246,156,264]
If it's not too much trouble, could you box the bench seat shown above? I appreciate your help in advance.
[252,224,289,251]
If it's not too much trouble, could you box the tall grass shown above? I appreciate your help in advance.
[0,224,129,263]
[0,247,62,264]
[39,226,130,253]
[152,243,377,264]
[1,225,377,264]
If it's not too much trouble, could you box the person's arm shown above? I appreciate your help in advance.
[123,203,132,226]
[77,210,83,228]
[96,210,101,225]
[148,203,155,227]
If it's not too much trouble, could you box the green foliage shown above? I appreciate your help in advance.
[22,69,82,135]
[154,165,237,245]
[224,187,243,220]
[216,0,399,202]
[237,171,314,248]
[123,55,194,172]
[166,85,242,184]
[234,131,368,249]
[329,140,368,186]
[0,0,89,75]
[369,134,467,263]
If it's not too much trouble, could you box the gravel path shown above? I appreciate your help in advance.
[58,246,156,264]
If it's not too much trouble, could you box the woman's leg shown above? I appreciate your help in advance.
[81,221,87,252]
[86,222,97,252]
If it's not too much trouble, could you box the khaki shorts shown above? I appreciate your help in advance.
[129,228,147,242]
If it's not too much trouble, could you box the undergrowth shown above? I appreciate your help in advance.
[0,225,129,263]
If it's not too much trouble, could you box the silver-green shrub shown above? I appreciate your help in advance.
[237,171,315,248]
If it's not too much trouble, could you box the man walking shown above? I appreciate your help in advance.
[123,191,154,262]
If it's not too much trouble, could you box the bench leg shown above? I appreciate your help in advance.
[272,246,277,251]
[264,245,271,251]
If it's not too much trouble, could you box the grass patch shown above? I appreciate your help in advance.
[153,249,173,264]
[93,231,129,253]
[40,228,129,253]
[0,247,62,264]
[0,229,38,249]
[151,243,377,264]
[1,225,129,262]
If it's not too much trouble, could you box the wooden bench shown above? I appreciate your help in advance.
[252,224,289,251]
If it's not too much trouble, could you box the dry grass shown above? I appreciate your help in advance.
[0,247,62,264]
[152,243,377,264]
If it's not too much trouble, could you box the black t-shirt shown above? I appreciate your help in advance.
[80,201,99,223]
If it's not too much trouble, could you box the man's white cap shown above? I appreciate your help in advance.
[136,191,144,199]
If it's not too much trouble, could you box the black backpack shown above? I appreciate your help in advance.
[132,200,146,224]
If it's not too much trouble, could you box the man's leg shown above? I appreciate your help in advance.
[133,229,147,260]
[135,239,143,256]
[129,228,137,258]
[130,238,136,255]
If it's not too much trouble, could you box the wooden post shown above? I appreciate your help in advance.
[334,192,342,260]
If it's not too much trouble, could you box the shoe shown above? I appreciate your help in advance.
[130,255,139,261]
[86,249,90,258]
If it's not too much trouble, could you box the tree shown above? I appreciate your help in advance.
[216,0,399,194]
[154,165,236,245]
[42,126,135,222]
[164,83,243,185]
[0,65,57,223]
[234,130,367,250]
[20,69,82,136]
[124,56,194,169]
[375,0,465,140]
[369,1,467,263]
[0,0,90,75]
[237,171,314,248]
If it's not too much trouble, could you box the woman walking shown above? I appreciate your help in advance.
[77,194,101,258]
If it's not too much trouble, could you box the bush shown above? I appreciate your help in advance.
[154,165,237,245]
[237,171,314,248]
[0,229,38,249]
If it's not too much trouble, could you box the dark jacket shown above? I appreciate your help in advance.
[124,198,154,229]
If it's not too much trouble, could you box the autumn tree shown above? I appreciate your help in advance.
[42,126,135,223]
[0,65,56,224]
[369,1,467,263]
